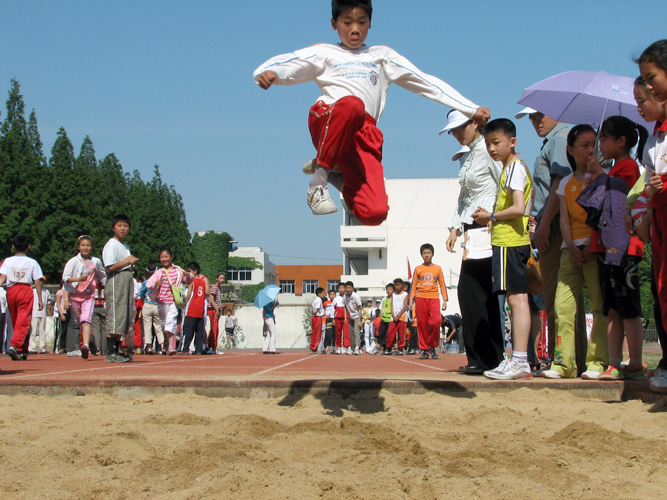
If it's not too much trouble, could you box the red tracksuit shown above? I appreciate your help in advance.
[7,284,34,352]
[308,96,389,226]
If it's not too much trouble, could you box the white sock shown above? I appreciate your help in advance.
[512,351,528,363]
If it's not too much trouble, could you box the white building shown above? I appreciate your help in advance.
[340,178,463,313]
[227,246,276,286]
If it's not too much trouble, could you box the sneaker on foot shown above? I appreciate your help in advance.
[80,344,90,360]
[483,354,509,378]
[307,185,338,215]
[650,376,667,393]
[395,349,403,356]
[484,357,532,380]
[650,367,667,383]
[420,351,429,359]
[540,369,563,379]
[581,369,601,380]
[429,348,439,360]
[303,159,316,174]
[7,346,21,361]
[599,366,623,381]
[407,349,416,355]
[346,347,353,355]
[67,349,82,357]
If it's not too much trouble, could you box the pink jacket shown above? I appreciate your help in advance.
[146,265,193,291]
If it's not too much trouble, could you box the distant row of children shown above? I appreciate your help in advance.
[0,215,237,364]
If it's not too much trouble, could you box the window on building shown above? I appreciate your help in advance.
[302,280,319,294]
[327,280,339,292]
[228,267,252,281]
[280,280,295,294]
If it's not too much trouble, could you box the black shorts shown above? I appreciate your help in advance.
[598,257,642,319]
[492,245,530,295]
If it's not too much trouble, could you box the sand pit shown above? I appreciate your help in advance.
[0,388,665,499]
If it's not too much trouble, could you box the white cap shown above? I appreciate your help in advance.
[439,109,470,135]
[515,107,537,119]
[451,145,470,162]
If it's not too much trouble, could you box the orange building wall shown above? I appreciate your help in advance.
[275,265,343,296]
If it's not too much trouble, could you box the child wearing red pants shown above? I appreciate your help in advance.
[0,235,44,361]
[253,0,488,225]
[409,243,448,359]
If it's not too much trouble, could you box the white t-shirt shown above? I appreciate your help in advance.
[344,292,362,320]
[102,238,131,271]
[254,43,479,122]
[62,253,106,294]
[32,288,51,318]
[0,255,43,287]
[311,296,324,317]
[391,291,408,321]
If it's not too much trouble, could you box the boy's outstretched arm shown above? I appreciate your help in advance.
[472,107,491,126]
[257,70,277,90]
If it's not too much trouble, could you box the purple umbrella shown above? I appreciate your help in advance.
[518,71,649,128]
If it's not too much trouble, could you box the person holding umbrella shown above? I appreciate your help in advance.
[254,284,281,354]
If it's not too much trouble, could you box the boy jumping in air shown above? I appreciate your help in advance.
[253,0,489,225]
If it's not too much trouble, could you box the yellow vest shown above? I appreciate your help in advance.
[491,159,532,247]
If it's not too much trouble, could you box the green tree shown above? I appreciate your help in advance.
[191,230,233,280]
[0,80,49,263]
[41,127,79,280]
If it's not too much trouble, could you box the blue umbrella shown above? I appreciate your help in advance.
[253,284,280,309]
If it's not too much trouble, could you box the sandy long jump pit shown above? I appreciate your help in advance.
[0,350,665,499]
[0,384,665,499]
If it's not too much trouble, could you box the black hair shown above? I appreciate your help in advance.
[345,280,354,288]
[159,248,173,258]
[420,243,434,255]
[146,262,158,273]
[337,282,346,289]
[217,272,226,278]
[385,282,394,289]
[111,214,131,228]
[332,0,372,21]
[187,262,201,274]
[635,39,667,74]
[565,124,596,171]
[483,118,516,138]
[393,277,404,285]
[600,115,649,161]
[13,234,30,252]
[315,287,325,296]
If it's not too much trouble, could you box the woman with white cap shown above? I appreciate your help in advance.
[442,110,504,374]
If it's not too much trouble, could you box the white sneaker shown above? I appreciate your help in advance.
[307,185,338,215]
[345,347,353,355]
[650,376,667,393]
[67,350,82,357]
[581,369,601,380]
[303,159,316,174]
[353,347,361,355]
[650,367,667,382]
[483,354,509,378]
[484,355,532,380]
[540,369,563,379]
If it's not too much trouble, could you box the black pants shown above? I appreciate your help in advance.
[459,256,504,370]
[377,320,389,348]
[407,323,418,350]
[182,316,206,353]
[324,319,335,348]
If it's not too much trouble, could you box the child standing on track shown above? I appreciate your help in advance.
[0,235,44,361]
[332,282,350,354]
[409,244,448,359]
[253,0,489,224]
[62,235,106,360]
[310,287,326,353]
[180,262,210,354]
[387,278,409,355]
[472,119,533,380]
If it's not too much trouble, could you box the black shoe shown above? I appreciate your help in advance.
[459,365,485,375]
[115,353,133,363]
[382,349,392,355]
[193,351,202,355]
[429,348,439,360]
[406,349,416,355]
[105,354,117,363]
[7,346,22,361]
[420,351,429,359]
[395,349,403,356]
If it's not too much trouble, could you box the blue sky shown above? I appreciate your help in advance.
[1,1,664,264]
